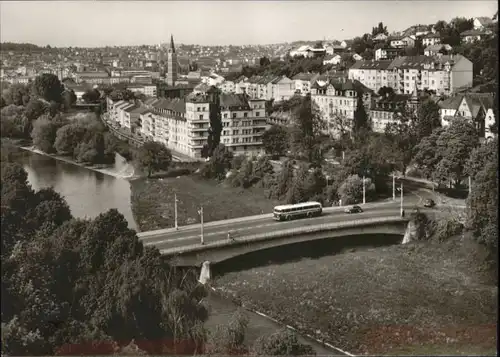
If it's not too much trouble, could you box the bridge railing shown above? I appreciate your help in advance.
[160,216,408,256]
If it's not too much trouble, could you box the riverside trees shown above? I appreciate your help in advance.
[0,162,208,356]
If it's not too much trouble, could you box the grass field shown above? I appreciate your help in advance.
[213,235,498,355]
[130,175,280,232]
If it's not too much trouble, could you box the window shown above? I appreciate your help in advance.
[232,113,237,119]
[197,107,200,112]
[224,113,228,118]
[243,112,248,118]
[199,114,203,120]
[233,130,239,135]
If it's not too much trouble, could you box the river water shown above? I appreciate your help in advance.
[14,150,339,355]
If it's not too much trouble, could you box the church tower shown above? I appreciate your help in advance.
[167,34,177,87]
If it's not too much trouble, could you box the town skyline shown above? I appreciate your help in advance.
[0,1,497,47]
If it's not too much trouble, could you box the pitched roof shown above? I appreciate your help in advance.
[460,29,492,36]
[292,72,318,81]
[220,93,251,110]
[349,60,393,70]
[475,17,494,26]
[438,95,463,110]
[152,97,186,113]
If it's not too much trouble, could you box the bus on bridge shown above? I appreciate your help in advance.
[273,201,322,221]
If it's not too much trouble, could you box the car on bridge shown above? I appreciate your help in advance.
[423,199,436,208]
[344,205,363,214]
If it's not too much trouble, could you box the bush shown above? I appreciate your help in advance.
[432,219,464,242]
[253,329,315,356]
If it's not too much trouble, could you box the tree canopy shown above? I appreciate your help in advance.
[134,141,173,178]
[31,73,64,103]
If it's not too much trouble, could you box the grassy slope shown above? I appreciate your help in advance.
[130,175,280,232]
[213,235,497,355]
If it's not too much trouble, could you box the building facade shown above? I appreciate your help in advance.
[349,55,473,96]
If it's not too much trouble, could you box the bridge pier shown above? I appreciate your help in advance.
[198,261,211,284]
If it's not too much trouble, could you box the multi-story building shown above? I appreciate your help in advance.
[292,72,320,95]
[422,33,442,47]
[369,94,410,133]
[439,93,496,139]
[349,55,473,96]
[74,71,110,84]
[374,48,404,61]
[311,78,374,137]
[266,76,295,102]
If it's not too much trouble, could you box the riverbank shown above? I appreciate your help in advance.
[212,234,497,355]
[130,175,280,232]
[19,146,138,180]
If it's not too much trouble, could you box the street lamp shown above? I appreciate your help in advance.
[362,176,366,205]
[400,182,404,217]
[174,194,179,230]
[392,174,396,201]
[197,206,204,245]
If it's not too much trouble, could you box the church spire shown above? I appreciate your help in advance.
[170,34,175,53]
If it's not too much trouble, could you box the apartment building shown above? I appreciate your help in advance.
[267,76,295,102]
[439,93,496,139]
[117,87,270,159]
[369,94,410,133]
[460,29,493,43]
[424,44,452,57]
[349,55,473,96]
[311,79,373,137]
[219,93,269,157]
[74,71,110,84]
[292,72,320,95]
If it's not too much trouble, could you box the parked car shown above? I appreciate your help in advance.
[344,205,363,214]
[423,199,436,208]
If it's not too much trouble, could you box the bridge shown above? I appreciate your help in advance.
[138,201,413,266]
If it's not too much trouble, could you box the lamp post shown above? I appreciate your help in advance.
[198,206,204,245]
[468,176,472,195]
[362,176,366,205]
[400,182,404,217]
[392,174,396,201]
[174,193,179,231]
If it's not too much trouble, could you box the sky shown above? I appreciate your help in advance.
[0,1,497,47]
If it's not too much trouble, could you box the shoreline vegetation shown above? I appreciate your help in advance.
[18,145,138,180]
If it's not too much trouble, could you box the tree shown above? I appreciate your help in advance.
[433,118,479,187]
[285,163,309,204]
[290,94,326,162]
[31,73,64,103]
[262,125,289,158]
[385,109,417,175]
[378,86,395,98]
[206,310,249,355]
[62,90,77,111]
[31,115,60,153]
[0,105,31,139]
[415,99,441,140]
[372,22,388,37]
[259,56,271,66]
[2,83,31,106]
[82,89,101,104]
[134,141,173,177]
[253,329,315,356]
[352,95,369,135]
[412,127,445,179]
[466,158,498,253]
[337,174,375,205]
[465,138,498,180]
[25,98,48,120]
[273,159,294,199]
[201,144,233,180]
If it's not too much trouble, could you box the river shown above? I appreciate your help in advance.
[14,150,340,355]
